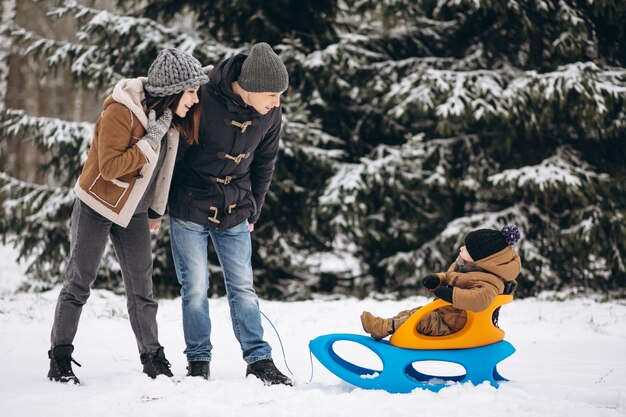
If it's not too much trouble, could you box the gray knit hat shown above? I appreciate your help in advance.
[238,43,289,93]
[145,48,209,97]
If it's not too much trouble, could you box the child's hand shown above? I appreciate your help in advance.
[434,286,453,303]
[422,274,441,290]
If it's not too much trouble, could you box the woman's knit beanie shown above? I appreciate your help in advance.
[145,48,209,97]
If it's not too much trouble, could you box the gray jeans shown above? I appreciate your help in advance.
[50,199,161,354]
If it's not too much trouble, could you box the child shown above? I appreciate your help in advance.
[361,224,522,340]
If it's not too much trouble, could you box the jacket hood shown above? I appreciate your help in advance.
[474,246,521,281]
[206,54,261,118]
[109,77,149,129]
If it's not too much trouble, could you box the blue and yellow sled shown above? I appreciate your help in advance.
[309,295,515,393]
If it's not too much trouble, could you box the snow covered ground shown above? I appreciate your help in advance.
[0,243,625,417]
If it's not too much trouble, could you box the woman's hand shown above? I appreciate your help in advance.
[143,109,172,150]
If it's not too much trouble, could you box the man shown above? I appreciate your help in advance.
[168,42,291,385]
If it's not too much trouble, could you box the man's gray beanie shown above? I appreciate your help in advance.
[145,48,209,97]
[238,43,289,93]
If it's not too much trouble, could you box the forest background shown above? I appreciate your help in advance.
[1,0,625,300]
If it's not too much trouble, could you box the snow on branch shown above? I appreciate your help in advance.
[0,108,92,184]
[10,1,228,89]
[0,171,72,222]
[9,24,119,88]
[385,67,511,121]
[318,132,481,212]
[382,61,626,135]
[318,162,366,208]
[50,1,229,59]
[280,94,346,162]
[488,146,608,192]
[1,108,92,153]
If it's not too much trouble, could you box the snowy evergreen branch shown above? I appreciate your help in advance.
[377,62,626,138]
[10,1,228,89]
[0,169,74,285]
[0,108,92,183]
[489,146,609,193]
[0,171,71,221]
[281,93,346,161]
[1,108,92,149]
[9,24,119,88]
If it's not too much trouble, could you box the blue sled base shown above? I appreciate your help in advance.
[309,333,515,393]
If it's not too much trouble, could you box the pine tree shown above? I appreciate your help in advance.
[116,0,338,47]
[0,1,229,291]
[310,0,626,297]
[1,0,625,299]
[0,0,341,297]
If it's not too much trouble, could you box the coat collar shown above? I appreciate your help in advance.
[474,246,521,281]
[111,77,149,129]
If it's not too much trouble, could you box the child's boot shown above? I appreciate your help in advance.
[360,311,394,340]
[361,308,420,340]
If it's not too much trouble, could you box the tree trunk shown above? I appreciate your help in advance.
[0,0,17,110]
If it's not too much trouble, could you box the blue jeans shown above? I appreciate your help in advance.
[169,216,272,364]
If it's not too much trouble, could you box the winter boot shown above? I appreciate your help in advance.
[140,347,173,378]
[246,359,293,386]
[360,308,418,340]
[360,311,394,340]
[186,360,210,380]
[48,344,81,385]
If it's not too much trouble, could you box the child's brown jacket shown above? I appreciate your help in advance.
[417,246,521,336]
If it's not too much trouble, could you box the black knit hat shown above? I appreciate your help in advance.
[145,48,209,97]
[464,224,521,261]
[238,42,289,93]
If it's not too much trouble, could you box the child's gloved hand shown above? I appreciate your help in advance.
[434,286,453,303]
[422,274,441,290]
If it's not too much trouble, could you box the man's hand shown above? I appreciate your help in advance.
[148,218,161,233]
[248,223,255,233]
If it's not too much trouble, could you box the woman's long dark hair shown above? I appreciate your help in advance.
[144,88,202,145]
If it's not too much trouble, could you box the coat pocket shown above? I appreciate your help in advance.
[87,174,130,208]
[233,180,256,217]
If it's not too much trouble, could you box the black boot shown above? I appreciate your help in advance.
[186,361,210,380]
[246,359,293,386]
[140,347,173,378]
[48,344,81,385]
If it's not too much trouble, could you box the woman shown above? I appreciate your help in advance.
[47,48,208,384]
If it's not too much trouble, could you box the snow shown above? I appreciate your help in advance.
[1,243,625,417]
[488,146,608,192]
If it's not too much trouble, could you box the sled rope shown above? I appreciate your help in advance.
[260,310,315,384]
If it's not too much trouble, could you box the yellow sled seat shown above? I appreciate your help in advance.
[389,294,513,350]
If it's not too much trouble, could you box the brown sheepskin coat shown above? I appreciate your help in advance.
[73,78,179,227]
